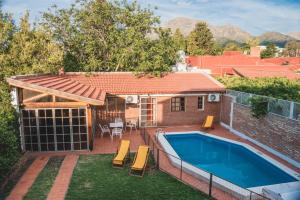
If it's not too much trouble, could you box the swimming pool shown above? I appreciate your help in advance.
[158,131,300,195]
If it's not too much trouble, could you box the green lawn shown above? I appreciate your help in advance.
[24,156,64,200]
[65,154,211,200]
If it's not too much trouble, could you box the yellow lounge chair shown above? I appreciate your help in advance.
[129,145,150,177]
[112,140,130,168]
[202,115,214,129]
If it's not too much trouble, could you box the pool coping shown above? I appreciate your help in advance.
[157,131,300,197]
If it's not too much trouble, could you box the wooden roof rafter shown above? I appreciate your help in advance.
[7,77,106,106]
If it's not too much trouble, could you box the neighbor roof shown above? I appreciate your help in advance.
[7,72,225,105]
[233,66,300,80]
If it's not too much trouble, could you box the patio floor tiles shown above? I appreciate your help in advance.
[92,130,145,154]
[6,156,49,200]
[47,154,78,200]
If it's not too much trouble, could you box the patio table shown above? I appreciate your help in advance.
[109,122,123,128]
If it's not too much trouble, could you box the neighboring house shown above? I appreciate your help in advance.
[7,72,225,152]
[186,51,300,78]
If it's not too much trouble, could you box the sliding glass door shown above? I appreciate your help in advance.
[140,97,157,127]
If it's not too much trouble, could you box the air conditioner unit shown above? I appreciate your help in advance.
[208,94,220,102]
[125,95,138,104]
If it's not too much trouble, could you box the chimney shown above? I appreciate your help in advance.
[59,67,65,75]
[250,47,261,58]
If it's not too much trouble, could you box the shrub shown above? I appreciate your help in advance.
[249,96,268,118]
[0,83,20,183]
[217,76,300,102]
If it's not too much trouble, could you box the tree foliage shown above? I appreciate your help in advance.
[284,41,300,57]
[260,43,277,58]
[186,22,214,55]
[41,0,176,74]
[173,28,186,52]
[218,76,300,102]
[249,96,269,118]
[0,12,63,182]
[224,42,241,51]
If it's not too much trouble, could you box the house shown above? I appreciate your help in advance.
[7,72,225,152]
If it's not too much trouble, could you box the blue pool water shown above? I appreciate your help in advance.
[165,133,297,188]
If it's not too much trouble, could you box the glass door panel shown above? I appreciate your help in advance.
[140,97,157,127]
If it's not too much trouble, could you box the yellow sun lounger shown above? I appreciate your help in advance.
[112,140,130,168]
[129,145,150,177]
[202,115,214,129]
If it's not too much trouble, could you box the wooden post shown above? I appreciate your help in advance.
[87,105,93,151]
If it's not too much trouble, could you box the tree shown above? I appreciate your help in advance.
[284,41,300,57]
[0,12,63,182]
[173,28,186,52]
[224,42,241,51]
[186,22,214,55]
[41,0,176,75]
[260,43,277,58]
[211,42,223,55]
[1,12,63,77]
[136,28,176,76]
[247,38,260,47]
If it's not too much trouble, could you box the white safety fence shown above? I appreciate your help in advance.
[227,90,300,121]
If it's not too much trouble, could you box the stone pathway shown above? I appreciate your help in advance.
[46,154,79,200]
[6,156,49,200]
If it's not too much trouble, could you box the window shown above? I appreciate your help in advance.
[171,97,185,112]
[198,96,204,110]
[21,108,88,152]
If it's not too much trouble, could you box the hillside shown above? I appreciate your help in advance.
[163,17,299,47]
[257,32,297,47]
[287,32,300,40]
[163,17,251,43]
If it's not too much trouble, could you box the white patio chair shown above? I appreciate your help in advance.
[115,117,123,123]
[99,124,111,138]
[125,119,138,134]
[112,128,123,140]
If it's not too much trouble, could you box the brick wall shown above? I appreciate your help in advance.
[157,96,221,126]
[220,95,232,126]
[221,96,300,162]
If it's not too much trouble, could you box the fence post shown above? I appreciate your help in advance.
[180,159,183,180]
[209,173,212,197]
[289,102,294,119]
[249,191,252,200]
[156,149,159,169]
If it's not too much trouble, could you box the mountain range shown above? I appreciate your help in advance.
[163,17,300,47]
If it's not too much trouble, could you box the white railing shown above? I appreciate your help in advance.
[226,90,300,121]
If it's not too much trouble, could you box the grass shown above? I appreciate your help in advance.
[0,157,35,200]
[24,156,64,200]
[66,154,211,200]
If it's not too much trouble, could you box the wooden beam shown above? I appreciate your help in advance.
[87,106,93,151]
[23,102,88,108]
[23,93,50,103]
[7,78,105,106]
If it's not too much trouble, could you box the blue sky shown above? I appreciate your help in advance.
[2,0,300,35]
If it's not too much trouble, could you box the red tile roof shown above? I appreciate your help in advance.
[233,66,300,80]
[262,57,300,65]
[7,72,225,105]
[65,72,225,94]
[7,75,106,105]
